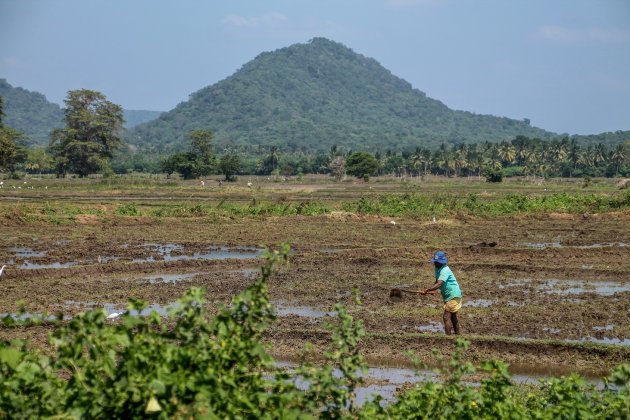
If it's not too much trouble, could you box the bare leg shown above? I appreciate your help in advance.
[452,312,460,335]
[443,311,453,335]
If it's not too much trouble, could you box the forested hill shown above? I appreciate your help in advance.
[0,78,63,146]
[128,38,555,154]
[0,79,162,144]
[123,110,163,129]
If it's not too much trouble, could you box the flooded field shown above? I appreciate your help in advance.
[1,178,629,384]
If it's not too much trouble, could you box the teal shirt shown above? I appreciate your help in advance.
[435,265,462,302]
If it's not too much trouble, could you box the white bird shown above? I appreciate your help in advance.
[432,216,437,224]
[200,180,205,186]
[0,265,6,277]
[106,312,120,320]
[247,182,252,188]
[97,255,102,264]
[390,220,396,225]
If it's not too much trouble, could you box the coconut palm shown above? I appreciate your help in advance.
[611,144,627,175]
[498,142,516,166]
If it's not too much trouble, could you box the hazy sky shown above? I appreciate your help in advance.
[1,0,629,135]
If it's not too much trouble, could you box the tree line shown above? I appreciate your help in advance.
[0,91,628,180]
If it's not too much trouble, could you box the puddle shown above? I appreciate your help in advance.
[132,244,263,263]
[141,273,200,283]
[226,268,259,278]
[10,247,47,258]
[98,256,120,263]
[501,278,630,296]
[275,360,433,406]
[517,242,562,249]
[577,337,630,346]
[21,261,77,269]
[466,299,493,307]
[5,247,78,269]
[574,242,629,249]
[274,303,337,318]
[65,301,180,317]
[0,312,72,321]
[542,327,561,334]
[275,358,606,406]
[517,242,629,249]
[593,325,614,331]
[540,279,630,296]
[415,322,443,333]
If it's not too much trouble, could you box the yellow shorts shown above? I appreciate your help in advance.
[444,298,462,313]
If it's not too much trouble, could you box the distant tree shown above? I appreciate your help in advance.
[219,150,242,181]
[611,144,627,175]
[49,89,125,177]
[328,156,346,181]
[259,146,280,175]
[25,147,54,175]
[483,166,503,183]
[188,129,216,176]
[161,129,216,180]
[0,96,28,174]
[346,151,378,180]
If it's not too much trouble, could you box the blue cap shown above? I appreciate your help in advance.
[430,251,448,264]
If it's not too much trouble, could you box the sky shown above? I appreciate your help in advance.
[1,0,629,135]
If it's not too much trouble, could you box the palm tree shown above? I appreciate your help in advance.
[409,148,424,177]
[454,146,467,177]
[550,142,568,174]
[434,145,454,177]
[567,138,581,176]
[611,144,627,175]
[593,143,607,166]
[498,142,516,166]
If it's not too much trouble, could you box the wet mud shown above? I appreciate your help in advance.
[1,207,629,374]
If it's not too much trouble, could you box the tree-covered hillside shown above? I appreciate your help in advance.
[0,79,63,146]
[123,110,163,128]
[128,38,555,154]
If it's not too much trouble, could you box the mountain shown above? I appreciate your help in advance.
[0,79,162,144]
[128,38,556,154]
[123,110,163,128]
[0,78,63,146]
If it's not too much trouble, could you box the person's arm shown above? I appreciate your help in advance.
[421,280,443,295]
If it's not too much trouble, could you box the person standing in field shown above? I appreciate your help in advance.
[420,251,462,335]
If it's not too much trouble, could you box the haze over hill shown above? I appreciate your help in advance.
[128,38,555,154]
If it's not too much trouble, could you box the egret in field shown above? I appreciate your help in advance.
[0,265,6,277]
[106,312,121,320]
[200,180,205,186]
[247,181,253,188]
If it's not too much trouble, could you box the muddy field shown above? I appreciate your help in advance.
[1,178,629,380]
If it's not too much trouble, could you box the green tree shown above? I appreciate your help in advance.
[49,89,125,177]
[346,151,378,180]
[219,150,242,181]
[259,146,281,175]
[25,147,54,175]
[611,143,627,175]
[0,96,28,174]
[188,129,215,176]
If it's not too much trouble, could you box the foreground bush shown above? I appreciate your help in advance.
[1,245,629,418]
